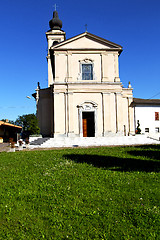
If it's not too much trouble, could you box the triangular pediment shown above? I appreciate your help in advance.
[52,32,122,52]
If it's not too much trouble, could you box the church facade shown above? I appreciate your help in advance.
[33,10,134,138]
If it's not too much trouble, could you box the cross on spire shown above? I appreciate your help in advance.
[85,24,88,32]
[54,3,58,11]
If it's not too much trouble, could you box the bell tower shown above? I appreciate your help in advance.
[46,9,66,86]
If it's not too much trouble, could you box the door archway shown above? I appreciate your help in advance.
[77,101,98,137]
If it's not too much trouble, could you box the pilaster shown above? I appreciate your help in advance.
[68,92,74,136]
[101,52,109,82]
[66,52,72,82]
[47,55,54,86]
[114,53,120,82]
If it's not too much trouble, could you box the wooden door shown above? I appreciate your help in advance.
[83,119,87,137]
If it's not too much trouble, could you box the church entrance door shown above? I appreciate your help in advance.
[82,112,95,137]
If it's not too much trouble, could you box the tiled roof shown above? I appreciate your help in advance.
[133,98,160,105]
[0,121,22,129]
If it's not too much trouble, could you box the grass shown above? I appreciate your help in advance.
[0,145,160,239]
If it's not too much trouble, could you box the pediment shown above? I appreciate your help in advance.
[52,32,122,52]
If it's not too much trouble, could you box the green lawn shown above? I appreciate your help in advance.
[0,146,160,239]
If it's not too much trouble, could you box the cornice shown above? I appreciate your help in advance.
[51,82,122,86]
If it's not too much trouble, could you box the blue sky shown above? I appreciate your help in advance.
[0,0,160,121]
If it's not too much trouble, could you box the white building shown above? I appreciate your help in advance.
[132,98,160,134]
[33,9,135,138]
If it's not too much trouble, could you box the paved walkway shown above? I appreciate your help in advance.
[1,135,160,152]
[29,135,160,149]
[0,143,9,152]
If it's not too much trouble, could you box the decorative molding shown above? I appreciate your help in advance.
[77,101,98,109]
[102,92,111,95]
[66,51,72,56]
[79,58,94,63]
[100,52,108,56]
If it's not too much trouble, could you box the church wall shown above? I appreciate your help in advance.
[54,91,105,137]
[107,93,117,133]
[54,53,67,82]
[128,98,135,134]
[70,92,103,136]
[48,57,54,86]
[71,53,101,82]
[37,94,52,136]
[116,93,124,133]
[68,93,74,136]
[38,13,135,138]
[103,93,112,133]
[54,93,66,136]
[121,97,129,135]
[52,83,133,137]
[57,37,111,49]
[53,51,119,84]
[103,93,116,135]
[37,85,134,138]
[117,95,127,135]
[103,54,115,82]
[103,92,134,136]
[121,89,135,135]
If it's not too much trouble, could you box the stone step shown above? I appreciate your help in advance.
[30,137,49,145]
[28,135,160,149]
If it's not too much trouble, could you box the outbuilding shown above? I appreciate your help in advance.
[0,121,22,142]
[132,98,160,134]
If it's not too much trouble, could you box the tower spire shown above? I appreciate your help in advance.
[49,8,62,30]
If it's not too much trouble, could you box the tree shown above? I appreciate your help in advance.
[15,114,40,138]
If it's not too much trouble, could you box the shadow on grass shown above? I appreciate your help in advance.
[134,145,160,150]
[128,145,160,161]
[64,152,160,172]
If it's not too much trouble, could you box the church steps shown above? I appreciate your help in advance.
[29,135,160,149]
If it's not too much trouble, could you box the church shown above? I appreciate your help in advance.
[33,9,134,138]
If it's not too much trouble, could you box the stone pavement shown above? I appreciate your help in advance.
[0,143,9,152]
[1,135,160,152]
[29,135,160,149]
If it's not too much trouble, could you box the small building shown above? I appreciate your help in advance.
[33,9,135,138]
[132,98,160,134]
[0,121,22,142]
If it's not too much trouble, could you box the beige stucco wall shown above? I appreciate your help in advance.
[36,31,134,137]
[47,34,122,85]
[49,82,134,137]
[58,36,110,49]
[37,87,134,137]
[53,51,119,84]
